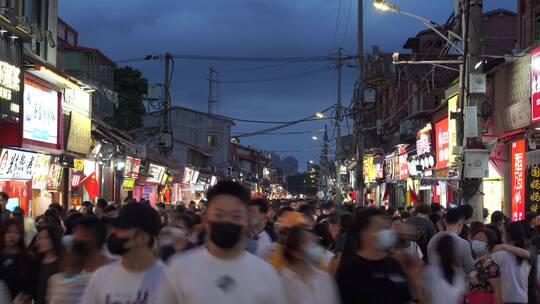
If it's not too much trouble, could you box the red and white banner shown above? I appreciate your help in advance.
[435,118,450,169]
[511,139,526,221]
[532,46,540,123]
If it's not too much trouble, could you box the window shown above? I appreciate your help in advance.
[208,135,217,147]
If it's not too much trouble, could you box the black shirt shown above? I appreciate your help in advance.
[36,259,60,304]
[0,252,34,299]
[336,254,411,304]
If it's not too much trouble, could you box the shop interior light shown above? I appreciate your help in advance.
[116,161,125,170]
[0,29,7,35]
[9,34,17,40]
[35,65,80,90]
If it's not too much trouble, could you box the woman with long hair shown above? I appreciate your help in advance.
[336,208,415,304]
[0,218,35,300]
[34,225,63,304]
[491,222,532,304]
[467,228,502,304]
[278,226,339,304]
[421,234,466,304]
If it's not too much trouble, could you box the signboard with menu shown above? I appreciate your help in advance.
[23,82,59,145]
[416,123,435,171]
[147,164,165,184]
[435,118,450,169]
[511,139,526,221]
[32,154,52,189]
[531,46,540,123]
[0,148,37,180]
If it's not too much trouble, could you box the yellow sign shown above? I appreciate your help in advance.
[0,61,21,101]
[32,154,52,190]
[363,156,375,183]
[67,113,91,154]
[447,95,458,164]
[73,159,84,172]
[121,178,136,191]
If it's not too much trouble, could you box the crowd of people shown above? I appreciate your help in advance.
[0,182,537,303]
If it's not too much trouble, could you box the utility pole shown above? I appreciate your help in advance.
[463,0,484,221]
[335,47,343,205]
[355,0,364,205]
[160,53,173,157]
[208,67,217,114]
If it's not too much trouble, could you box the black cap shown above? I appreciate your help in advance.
[109,203,161,237]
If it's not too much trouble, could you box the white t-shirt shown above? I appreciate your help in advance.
[255,230,274,257]
[279,265,340,304]
[492,250,531,303]
[157,247,286,304]
[80,260,167,304]
[403,241,423,260]
[422,264,466,304]
[47,272,91,304]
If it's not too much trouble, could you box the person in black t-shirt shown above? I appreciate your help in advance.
[336,208,415,304]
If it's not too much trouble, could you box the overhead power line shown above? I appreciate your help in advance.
[219,68,332,84]
[116,54,334,64]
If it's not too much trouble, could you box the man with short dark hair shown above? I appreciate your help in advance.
[491,211,505,232]
[94,199,108,219]
[427,208,474,273]
[405,204,435,260]
[73,216,109,272]
[157,180,285,304]
[458,204,474,240]
[81,203,166,303]
[248,199,275,256]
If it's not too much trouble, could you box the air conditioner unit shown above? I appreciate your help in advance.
[463,149,489,178]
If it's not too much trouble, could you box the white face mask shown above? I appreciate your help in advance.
[304,241,323,264]
[375,229,397,251]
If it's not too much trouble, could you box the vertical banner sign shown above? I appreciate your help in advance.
[526,163,540,215]
[435,118,450,169]
[511,139,526,221]
[532,46,540,123]
[399,146,409,180]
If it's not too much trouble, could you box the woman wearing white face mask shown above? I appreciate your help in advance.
[278,226,339,304]
[336,208,418,304]
[466,229,502,304]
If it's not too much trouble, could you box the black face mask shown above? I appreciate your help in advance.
[72,240,91,258]
[107,234,129,255]
[209,222,243,249]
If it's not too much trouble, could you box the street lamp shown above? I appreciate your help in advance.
[312,136,319,141]
[372,0,463,55]
[315,112,325,119]
[309,160,314,164]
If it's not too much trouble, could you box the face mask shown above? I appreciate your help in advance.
[209,221,243,249]
[304,241,323,264]
[250,218,260,227]
[71,240,91,258]
[471,240,488,255]
[375,229,396,251]
[107,234,130,255]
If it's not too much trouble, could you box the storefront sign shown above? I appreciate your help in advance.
[32,154,52,189]
[0,149,36,180]
[526,164,540,214]
[71,173,82,188]
[63,88,90,117]
[416,123,435,171]
[374,158,384,179]
[0,61,21,101]
[73,159,84,173]
[399,146,409,180]
[67,113,91,154]
[124,157,141,179]
[46,163,63,191]
[435,118,450,169]
[511,139,526,221]
[23,82,59,145]
[147,164,165,184]
[531,46,540,123]
[363,156,375,183]
[122,177,136,191]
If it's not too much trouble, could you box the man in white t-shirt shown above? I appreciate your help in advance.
[249,198,275,256]
[157,180,286,304]
[81,203,167,304]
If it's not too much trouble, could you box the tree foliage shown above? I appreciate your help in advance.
[113,66,148,130]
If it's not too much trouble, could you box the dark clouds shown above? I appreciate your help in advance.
[59,0,516,170]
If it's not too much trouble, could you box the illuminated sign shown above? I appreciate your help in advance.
[32,154,52,189]
[511,139,526,221]
[66,113,91,154]
[23,82,59,144]
[124,157,141,179]
[0,61,20,101]
[0,149,36,180]
[532,46,540,123]
[147,164,165,183]
[416,123,435,171]
[435,118,450,169]
[122,177,136,191]
[399,146,409,180]
[448,96,458,164]
[71,174,82,188]
[73,159,84,173]
[46,163,63,191]
[63,88,90,117]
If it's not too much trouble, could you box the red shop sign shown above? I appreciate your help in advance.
[511,139,526,221]
[531,46,540,123]
[435,118,450,169]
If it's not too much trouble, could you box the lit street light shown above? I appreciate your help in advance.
[315,112,325,119]
[312,136,319,141]
[309,160,314,164]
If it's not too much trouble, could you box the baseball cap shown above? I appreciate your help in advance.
[109,203,161,237]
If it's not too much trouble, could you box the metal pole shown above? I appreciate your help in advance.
[208,68,216,114]
[335,48,343,205]
[355,0,364,205]
[161,53,173,157]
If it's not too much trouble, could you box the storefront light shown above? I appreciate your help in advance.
[35,65,80,90]
[116,161,125,170]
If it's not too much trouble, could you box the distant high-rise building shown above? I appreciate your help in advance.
[280,156,299,176]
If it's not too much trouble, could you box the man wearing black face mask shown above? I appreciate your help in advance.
[157,180,286,304]
[72,216,109,272]
[80,203,167,304]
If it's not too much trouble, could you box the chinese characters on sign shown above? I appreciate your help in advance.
[0,61,20,101]
[416,123,435,171]
[63,88,90,117]
[435,118,450,169]
[511,139,526,221]
[66,113,91,154]
[147,164,166,184]
[46,163,63,191]
[399,146,409,180]
[23,82,59,145]
[31,154,52,189]
[527,164,540,214]
[124,157,141,179]
[531,46,540,123]
[0,149,36,180]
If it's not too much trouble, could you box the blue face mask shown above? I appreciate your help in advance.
[471,240,488,255]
